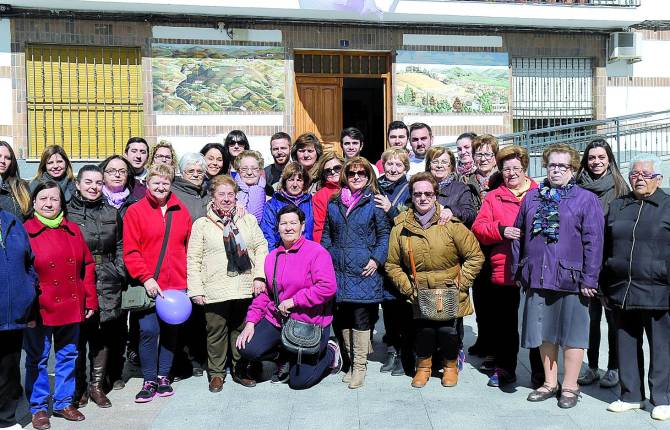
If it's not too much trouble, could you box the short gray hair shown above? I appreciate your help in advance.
[178,152,206,173]
[629,153,664,174]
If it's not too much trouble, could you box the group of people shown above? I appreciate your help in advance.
[0,119,668,430]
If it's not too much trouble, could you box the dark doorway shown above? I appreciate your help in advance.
[342,78,385,164]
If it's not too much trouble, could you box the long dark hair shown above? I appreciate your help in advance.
[0,141,31,215]
[223,130,250,169]
[200,142,229,177]
[578,139,628,198]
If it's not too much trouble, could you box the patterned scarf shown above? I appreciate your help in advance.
[102,186,130,209]
[531,178,575,243]
[457,160,475,177]
[340,188,364,216]
[475,169,497,200]
[211,206,252,277]
[438,172,458,188]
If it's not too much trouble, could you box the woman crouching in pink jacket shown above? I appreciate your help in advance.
[237,204,341,389]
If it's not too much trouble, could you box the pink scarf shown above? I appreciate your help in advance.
[340,188,364,217]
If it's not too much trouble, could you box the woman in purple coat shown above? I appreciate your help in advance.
[237,204,342,389]
[512,143,604,409]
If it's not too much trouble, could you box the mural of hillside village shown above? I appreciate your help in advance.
[152,44,285,113]
[395,51,510,114]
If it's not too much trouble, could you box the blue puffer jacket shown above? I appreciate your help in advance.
[0,210,38,331]
[321,189,391,303]
[260,192,314,251]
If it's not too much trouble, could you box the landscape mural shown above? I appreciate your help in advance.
[395,51,510,114]
[152,44,286,113]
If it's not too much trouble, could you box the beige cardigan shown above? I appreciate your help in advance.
[187,205,268,303]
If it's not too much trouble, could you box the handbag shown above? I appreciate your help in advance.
[407,234,459,321]
[271,252,322,364]
[121,211,173,311]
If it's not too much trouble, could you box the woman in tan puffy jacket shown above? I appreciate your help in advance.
[386,172,484,389]
[187,175,268,392]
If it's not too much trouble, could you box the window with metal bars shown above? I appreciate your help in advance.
[26,45,144,160]
[294,52,388,75]
[512,57,593,132]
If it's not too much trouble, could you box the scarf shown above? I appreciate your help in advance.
[510,178,532,201]
[211,206,252,277]
[475,169,497,200]
[414,205,436,229]
[531,178,575,243]
[576,169,617,215]
[36,211,64,229]
[341,188,364,216]
[378,175,406,196]
[102,186,130,209]
[438,172,458,189]
[279,190,306,208]
[457,160,475,177]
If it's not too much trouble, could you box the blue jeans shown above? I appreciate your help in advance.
[240,319,334,390]
[137,308,179,382]
[23,324,80,413]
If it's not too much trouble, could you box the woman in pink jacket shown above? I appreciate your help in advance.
[237,204,341,389]
[471,145,542,389]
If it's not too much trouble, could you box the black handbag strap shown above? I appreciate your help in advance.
[153,210,173,280]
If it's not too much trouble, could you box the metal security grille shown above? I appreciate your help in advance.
[294,52,388,75]
[26,45,144,160]
[512,57,593,132]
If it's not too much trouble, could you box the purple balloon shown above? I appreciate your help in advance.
[155,290,192,325]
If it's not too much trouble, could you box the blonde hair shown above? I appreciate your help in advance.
[233,150,265,170]
[146,163,175,183]
[380,149,409,172]
[149,140,178,169]
[209,174,238,194]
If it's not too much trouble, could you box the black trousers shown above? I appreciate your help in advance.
[415,318,462,361]
[471,266,495,355]
[491,286,520,374]
[0,330,23,427]
[615,309,670,406]
[335,302,378,331]
[75,314,125,391]
[173,304,208,374]
[381,299,413,352]
[587,297,617,370]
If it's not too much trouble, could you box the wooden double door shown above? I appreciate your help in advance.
[293,51,392,156]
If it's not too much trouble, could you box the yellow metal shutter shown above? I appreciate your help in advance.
[26,45,144,160]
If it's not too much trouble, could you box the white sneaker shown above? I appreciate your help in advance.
[652,405,670,420]
[607,400,642,412]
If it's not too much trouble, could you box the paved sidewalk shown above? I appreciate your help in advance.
[14,313,670,430]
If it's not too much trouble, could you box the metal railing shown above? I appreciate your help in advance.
[420,0,641,6]
[494,110,670,177]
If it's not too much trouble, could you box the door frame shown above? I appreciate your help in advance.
[293,50,393,152]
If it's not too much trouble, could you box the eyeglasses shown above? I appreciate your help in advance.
[430,160,451,167]
[412,191,435,199]
[184,169,205,177]
[346,170,368,179]
[629,171,660,180]
[547,163,571,173]
[104,168,128,176]
[324,165,342,176]
[238,167,260,174]
[474,152,495,160]
[154,154,172,160]
[502,167,524,175]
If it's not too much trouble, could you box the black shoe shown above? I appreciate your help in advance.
[380,351,398,373]
[479,356,496,372]
[192,367,204,378]
[527,384,561,402]
[271,361,290,384]
[558,388,581,409]
[390,354,405,376]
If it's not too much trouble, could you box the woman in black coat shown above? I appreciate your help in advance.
[601,154,670,420]
[0,141,31,220]
[425,147,476,227]
[67,165,125,409]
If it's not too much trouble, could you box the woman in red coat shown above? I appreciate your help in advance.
[471,145,542,389]
[312,152,344,243]
[123,163,192,403]
[23,181,97,429]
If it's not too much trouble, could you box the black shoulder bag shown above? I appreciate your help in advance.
[271,251,322,364]
[121,211,173,311]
